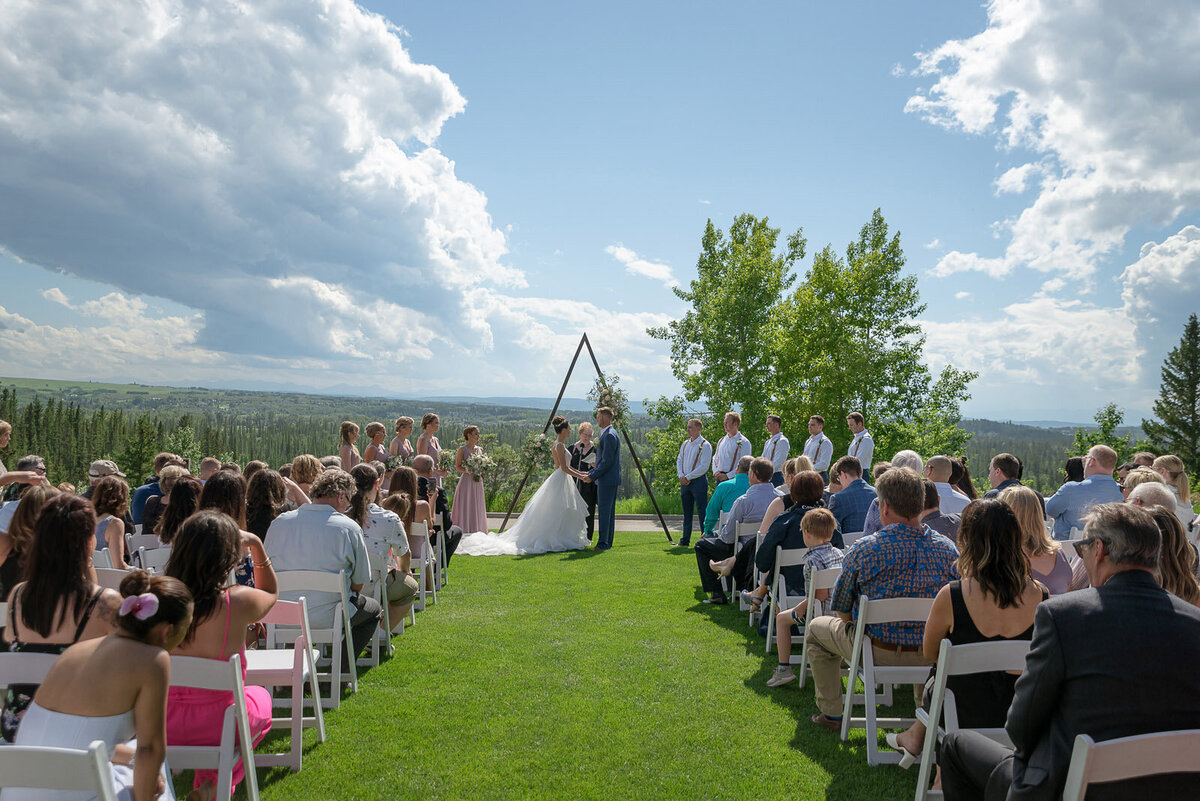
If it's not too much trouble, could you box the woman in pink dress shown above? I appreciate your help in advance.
[164,510,277,800]
[389,416,415,462]
[451,425,489,535]
[363,422,388,464]
[338,421,362,470]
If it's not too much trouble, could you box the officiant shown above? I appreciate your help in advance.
[569,421,598,543]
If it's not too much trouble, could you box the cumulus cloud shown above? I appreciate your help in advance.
[994,163,1038,195]
[954,291,972,301]
[605,244,678,288]
[907,0,1200,281]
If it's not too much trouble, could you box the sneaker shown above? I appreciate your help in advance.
[702,593,729,605]
[766,666,796,687]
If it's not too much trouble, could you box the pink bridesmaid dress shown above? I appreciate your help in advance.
[450,445,489,534]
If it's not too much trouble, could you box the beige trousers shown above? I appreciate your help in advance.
[805,615,931,717]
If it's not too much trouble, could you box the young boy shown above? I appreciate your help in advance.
[766,507,844,688]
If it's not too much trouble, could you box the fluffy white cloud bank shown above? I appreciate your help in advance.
[0,0,669,395]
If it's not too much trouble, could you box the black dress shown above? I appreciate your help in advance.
[568,442,598,540]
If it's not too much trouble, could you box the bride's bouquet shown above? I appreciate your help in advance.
[465,451,495,482]
[521,432,554,472]
[588,372,630,424]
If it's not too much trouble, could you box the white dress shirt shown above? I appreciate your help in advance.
[803,433,834,472]
[761,433,790,472]
[712,432,752,476]
[934,482,971,515]
[848,430,874,471]
[676,436,712,481]
[266,503,372,628]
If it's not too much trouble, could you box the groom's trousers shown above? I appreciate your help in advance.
[596,484,617,548]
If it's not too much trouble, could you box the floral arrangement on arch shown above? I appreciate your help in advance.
[521,432,555,472]
[465,451,496,482]
[588,371,630,425]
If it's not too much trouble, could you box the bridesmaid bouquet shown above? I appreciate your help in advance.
[438,449,457,474]
[465,452,495,482]
[521,432,554,472]
[383,454,412,472]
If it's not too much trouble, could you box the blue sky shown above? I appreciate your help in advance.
[2,0,1198,424]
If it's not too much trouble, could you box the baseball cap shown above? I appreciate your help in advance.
[88,459,126,479]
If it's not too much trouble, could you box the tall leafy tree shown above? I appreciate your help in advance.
[647,214,805,438]
[1143,313,1200,470]
[1072,403,1139,465]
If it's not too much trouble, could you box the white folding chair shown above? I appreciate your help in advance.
[839,594,937,766]
[94,567,132,591]
[125,533,161,553]
[362,547,395,664]
[0,740,118,800]
[91,549,113,569]
[1060,729,1200,801]
[246,597,327,773]
[913,638,1032,801]
[408,522,437,610]
[796,566,844,685]
[725,521,759,600]
[166,653,260,801]
[135,545,172,573]
[763,545,808,653]
[842,531,866,549]
[0,651,59,698]
[435,526,448,588]
[1057,539,1085,563]
[271,570,358,708]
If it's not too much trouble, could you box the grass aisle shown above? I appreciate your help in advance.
[258,534,917,800]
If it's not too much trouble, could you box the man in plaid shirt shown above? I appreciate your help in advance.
[803,466,958,731]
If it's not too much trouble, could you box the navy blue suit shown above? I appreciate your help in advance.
[588,424,621,549]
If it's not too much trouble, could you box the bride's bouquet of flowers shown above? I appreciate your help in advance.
[465,451,495,482]
[588,371,630,424]
[521,432,554,472]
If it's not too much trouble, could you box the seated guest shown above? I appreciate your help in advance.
[320,455,343,470]
[765,507,845,687]
[872,461,892,482]
[1152,454,1196,530]
[165,511,276,799]
[804,467,958,732]
[130,452,185,525]
[56,482,76,494]
[827,456,875,542]
[1002,485,1071,595]
[921,479,962,543]
[1127,480,1177,511]
[278,463,293,480]
[197,456,221,483]
[413,454,462,565]
[887,499,1046,775]
[82,460,135,534]
[246,468,294,542]
[265,469,381,659]
[0,485,56,600]
[291,454,323,498]
[1149,506,1200,606]
[1045,445,1123,539]
[2,494,121,742]
[6,571,193,801]
[939,503,1200,800]
[242,459,268,482]
[983,453,1045,514]
[220,461,240,473]
[950,458,978,500]
[155,475,203,545]
[695,457,777,605]
[0,457,48,530]
[1116,461,1137,482]
[349,463,418,631]
[709,459,802,579]
[92,475,131,569]
[925,456,971,515]
[199,470,256,586]
[740,471,828,610]
[388,466,440,587]
[1062,455,1085,483]
[701,455,753,537]
[1121,465,1164,499]
[862,450,924,537]
[140,464,189,543]
[339,420,363,470]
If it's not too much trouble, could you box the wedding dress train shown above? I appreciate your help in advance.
[456,468,589,555]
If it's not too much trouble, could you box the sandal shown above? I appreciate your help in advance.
[740,590,765,611]
[885,732,919,769]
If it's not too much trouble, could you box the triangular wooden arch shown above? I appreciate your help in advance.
[498,332,673,543]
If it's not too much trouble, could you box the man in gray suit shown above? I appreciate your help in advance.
[938,502,1200,800]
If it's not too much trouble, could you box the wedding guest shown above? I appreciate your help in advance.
[711,412,752,484]
[873,461,892,481]
[198,457,221,483]
[1002,485,1071,595]
[363,421,388,464]
[983,453,1044,513]
[734,470,828,610]
[708,462,803,593]
[675,418,711,547]
[389,465,438,574]
[765,507,845,687]
[93,475,131,570]
[82,459,125,500]
[291,454,323,498]
[56,482,76,494]
[349,463,418,630]
[451,425,489,535]
[826,456,875,541]
[242,460,268,483]
[141,464,189,541]
[155,475,203,546]
[1062,455,1085,483]
[702,455,753,538]
[2,494,121,742]
[762,414,790,486]
[389,416,416,462]
[569,422,599,543]
[886,499,1046,775]
[413,454,462,565]
[1045,445,1123,539]
[1150,506,1200,606]
[320,455,344,470]
[130,452,184,525]
[924,456,971,515]
[5,570,193,801]
[801,415,834,482]
[220,461,240,474]
[951,457,978,500]
[1152,454,1196,530]
[695,458,776,605]
[246,469,294,542]
[1,455,47,508]
[165,510,276,799]
[862,451,924,537]
[846,412,874,474]
[338,420,362,471]
[920,479,962,543]
[198,470,255,586]
[278,463,292,480]
[793,455,814,474]
[0,485,56,600]
[1122,465,1164,499]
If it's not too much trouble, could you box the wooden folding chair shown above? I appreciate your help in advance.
[0,740,119,800]
[1061,729,1200,801]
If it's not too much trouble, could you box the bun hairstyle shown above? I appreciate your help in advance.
[116,569,193,641]
[552,415,570,434]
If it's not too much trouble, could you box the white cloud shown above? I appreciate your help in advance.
[907,0,1200,282]
[698,199,712,205]
[605,244,678,288]
[994,163,1038,195]
[925,238,941,249]
[954,291,972,301]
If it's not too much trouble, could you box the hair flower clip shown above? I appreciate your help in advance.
[119,593,159,620]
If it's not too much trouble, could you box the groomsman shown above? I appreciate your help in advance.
[712,412,752,485]
[762,414,790,487]
[845,412,874,475]
[676,418,712,548]
[802,415,834,482]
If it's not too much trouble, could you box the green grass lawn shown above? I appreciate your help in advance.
[239,533,916,800]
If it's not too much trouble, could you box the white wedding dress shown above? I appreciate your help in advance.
[456,443,589,556]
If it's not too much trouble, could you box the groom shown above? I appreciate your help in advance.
[588,406,621,550]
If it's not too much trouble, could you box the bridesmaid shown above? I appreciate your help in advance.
[338,421,362,470]
[416,414,448,485]
[363,422,388,463]
[451,426,488,535]
[389,416,416,462]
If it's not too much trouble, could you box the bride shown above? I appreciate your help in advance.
[456,416,590,555]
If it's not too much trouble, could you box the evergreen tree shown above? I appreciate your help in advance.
[1143,313,1200,470]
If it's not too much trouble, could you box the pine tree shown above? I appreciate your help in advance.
[1143,313,1200,471]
